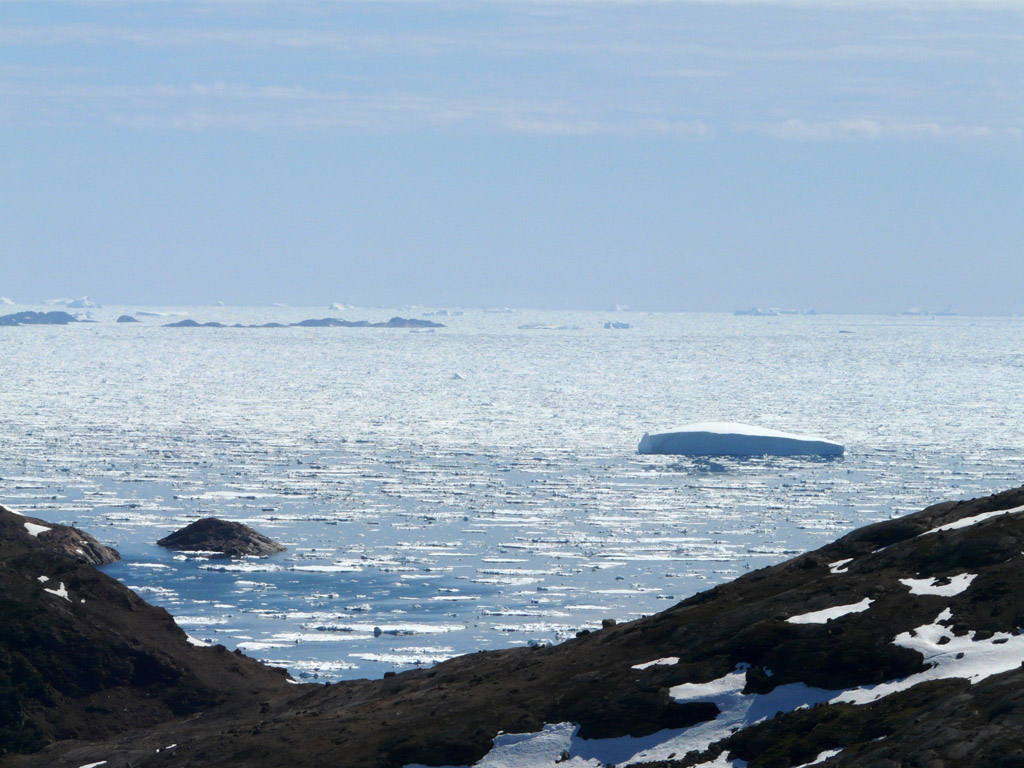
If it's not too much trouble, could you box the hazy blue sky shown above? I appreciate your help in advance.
[1,0,1022,312]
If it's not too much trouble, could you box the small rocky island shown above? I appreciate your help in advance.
[157,517,286,557]
[0,311,78,326]
[165,316,444,329]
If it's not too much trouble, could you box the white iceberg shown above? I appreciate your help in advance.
[638,422,843,457]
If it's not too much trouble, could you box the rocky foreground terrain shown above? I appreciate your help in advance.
[6,488,1024,767]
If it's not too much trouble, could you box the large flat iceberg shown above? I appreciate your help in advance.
[638,422,844,457]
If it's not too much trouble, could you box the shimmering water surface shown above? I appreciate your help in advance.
[2,306,1022,680]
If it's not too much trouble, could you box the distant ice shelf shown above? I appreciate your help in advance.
[638,422,844,457]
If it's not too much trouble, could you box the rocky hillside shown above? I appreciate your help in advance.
[0,507,289,758]
[7,487,1024,767]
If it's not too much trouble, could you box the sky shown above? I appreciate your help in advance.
[0,0,1022,313]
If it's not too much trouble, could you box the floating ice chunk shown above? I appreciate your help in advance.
[899,573,976,596]
[638,423,843,457]
[24,522,51,537]
[44,582,70,601]
[828,558,853,574]
[786,598,872,624]
[632,657,680,670]
[919,504,1024,536]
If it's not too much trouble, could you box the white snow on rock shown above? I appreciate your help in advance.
[792,749,842,767]
[632,657,680,670]
[692,754,749,767]
[186,635,211,647]
[0,504,22,515]
[77,762,108,768]
[786,598,873,625]
[44,582,70,601]
[899,573,976,596]
[23,521,51,537]
[638,423,843,457]
[828,558,853,574]
[37,575,49,583]
[405,723,601,768]
[833,609,1024,705]
[920,504,1024,536]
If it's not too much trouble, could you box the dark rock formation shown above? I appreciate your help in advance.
[0,506,288,757]
[10,488,1024,767]
[164,319,226,328]
[0,506,119,565]
[115,315,140,323]
[0,311,77,326]
[156,518,286,557]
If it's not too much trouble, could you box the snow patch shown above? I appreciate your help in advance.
[186,635,211,647]
[632,657,680,670]
[792,749,842,767]
[786,598,873,624]
[24,521,51,537]
[833,610,1024,704]
[828,558,853,574]
[920,504,1024,536]
[44,582,70,601]
[899,573,976,596]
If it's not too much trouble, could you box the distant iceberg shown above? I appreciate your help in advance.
[638,422,843,457]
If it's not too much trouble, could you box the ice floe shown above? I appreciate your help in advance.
[638,423,844,457]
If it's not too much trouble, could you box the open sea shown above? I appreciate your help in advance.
[2,305,1023,681]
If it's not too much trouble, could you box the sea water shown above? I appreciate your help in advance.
[2,306,1022,680]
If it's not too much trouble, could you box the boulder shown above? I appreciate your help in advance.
[157,518,286,557]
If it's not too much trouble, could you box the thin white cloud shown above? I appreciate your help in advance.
[740,117,1021,140]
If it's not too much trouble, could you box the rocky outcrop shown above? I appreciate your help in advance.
[10,488,1024,767]
[156,518,286,557]
[0,506,119,565]
[0,311,77,326]
[115,315,140,323]
[0,507,288,757]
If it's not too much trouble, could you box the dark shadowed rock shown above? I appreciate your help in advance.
[115,315,140,323]
[0,311,77,326]
[157,517,286,557]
